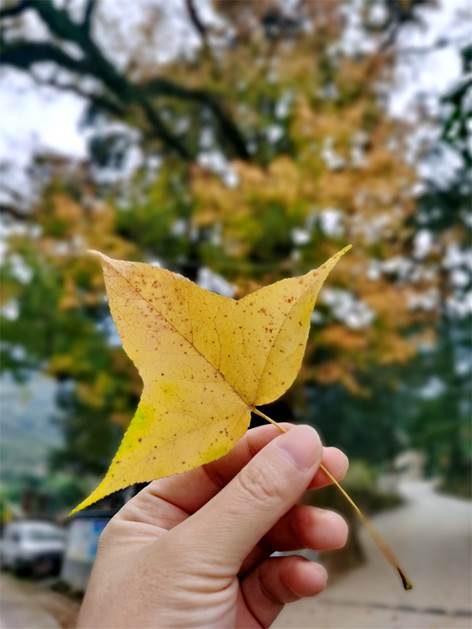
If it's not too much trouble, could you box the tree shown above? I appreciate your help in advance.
[0,0,430,180]
[403,42,472,493]
[0,0,248,162]
[0,0,448,479]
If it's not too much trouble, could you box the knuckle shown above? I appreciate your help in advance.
[237,461,286,505]
[95,515,123,551]
[95,523,113,552]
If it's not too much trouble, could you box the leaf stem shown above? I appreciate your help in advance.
[251,407,413,591]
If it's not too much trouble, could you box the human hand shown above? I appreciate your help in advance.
[77,424,348,628]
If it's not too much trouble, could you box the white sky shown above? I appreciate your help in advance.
[0,72,87,164]
[390,0,471,119]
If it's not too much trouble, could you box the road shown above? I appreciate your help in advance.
[1,481,470,628]
[0,575,79,629]
[276,480,472,629]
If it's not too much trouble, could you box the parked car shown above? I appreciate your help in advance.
[1,520,65,576]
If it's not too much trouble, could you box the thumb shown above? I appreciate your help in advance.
[189,425,322,568]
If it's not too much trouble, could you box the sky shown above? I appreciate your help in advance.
[389,0,470,119]
[0,0,470,194]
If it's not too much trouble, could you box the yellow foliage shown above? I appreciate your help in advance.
[318,325,367,352]
[377,336,415,365]
[313,360,363,396]
[363,286,410,327]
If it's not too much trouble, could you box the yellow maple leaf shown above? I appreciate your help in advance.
[72,245,351,513]
[71,243,413,591]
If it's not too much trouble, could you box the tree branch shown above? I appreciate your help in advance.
[142,78,248,158]
[22,0,89,45]
[0,0,248,160]
[1,38,192,159]
[1,0,87,53]
[185,0,209,48]
[32,74,125,117]
[0,204,30,222]
[83,0,97,32]
[1,39,91,74]
[140,101,192,160]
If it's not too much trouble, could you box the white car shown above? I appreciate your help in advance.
[1,520,65,576]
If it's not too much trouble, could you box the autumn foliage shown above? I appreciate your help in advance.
[0,1,456,484]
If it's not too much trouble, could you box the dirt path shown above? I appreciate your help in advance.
[275,480,472,629]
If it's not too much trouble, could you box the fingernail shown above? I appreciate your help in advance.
[277,425,321,470]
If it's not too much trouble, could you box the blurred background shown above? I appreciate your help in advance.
[0,0,470,627]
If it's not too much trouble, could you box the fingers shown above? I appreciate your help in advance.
[119,424,348,528]
[185,425,322,568]
[240,505,347,573]
[265,505,348,552]
[239,556,327,628]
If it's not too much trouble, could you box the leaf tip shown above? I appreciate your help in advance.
[86,249,114,267]
[68,488,102,516]
[67,501,86,517]
[87,248,105,259]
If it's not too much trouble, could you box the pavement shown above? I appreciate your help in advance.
[275,480,472,629]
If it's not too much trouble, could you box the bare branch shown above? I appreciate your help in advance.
[1,39,91,74]
[83,0,98,31]
[0,203,30,222]
[0,0,248,160]
[31,73,125,117]
[185,0,209,48]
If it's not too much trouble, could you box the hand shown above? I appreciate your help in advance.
[78,424,348,628]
